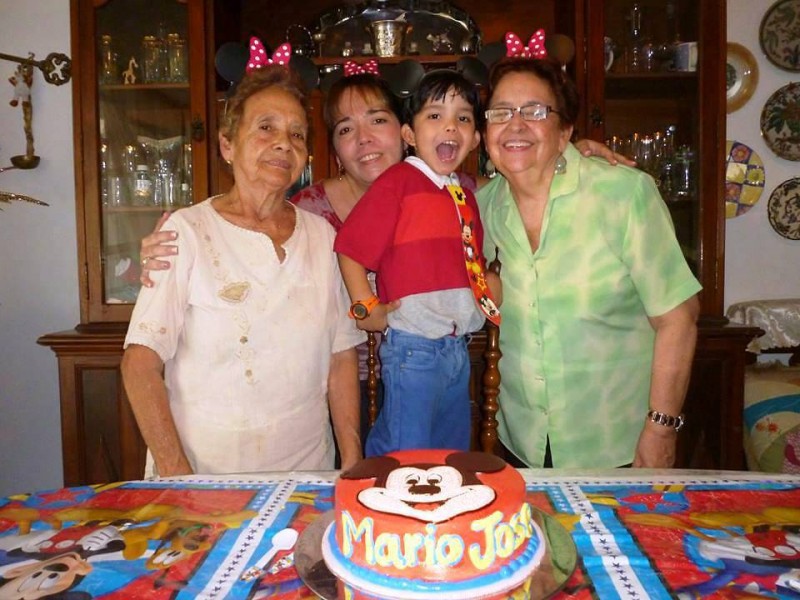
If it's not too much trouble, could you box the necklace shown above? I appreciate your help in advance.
[331,174,365,222]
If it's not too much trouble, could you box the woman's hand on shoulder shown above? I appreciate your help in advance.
[140,211,178,287]
[574,138,636,167]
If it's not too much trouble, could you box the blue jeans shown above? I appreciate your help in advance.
[365,328,471,456]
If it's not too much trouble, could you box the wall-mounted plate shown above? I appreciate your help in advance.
[767,177,800,240]
[725,141,766,218]
[759,0,800,71]
[726,43,758,113]
[760,82,800,161]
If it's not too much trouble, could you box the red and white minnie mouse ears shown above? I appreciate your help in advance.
[246,37,292,72]
[342,59,380,77]
[504,30,548,59]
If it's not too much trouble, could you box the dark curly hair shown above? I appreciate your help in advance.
[221,66,309,142]
[486,58,579,129]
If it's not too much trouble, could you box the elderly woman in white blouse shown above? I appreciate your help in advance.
[121,66,364,478]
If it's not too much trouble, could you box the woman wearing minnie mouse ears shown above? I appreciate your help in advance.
[477,36,701,470]
[122,56,366,477]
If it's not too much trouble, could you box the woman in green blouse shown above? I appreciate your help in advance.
[477,58,701,469]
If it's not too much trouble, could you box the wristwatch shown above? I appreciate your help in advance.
[647,410,685,432]
[349,295,380,320]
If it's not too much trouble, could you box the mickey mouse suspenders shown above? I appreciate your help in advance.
[445,184,501,326]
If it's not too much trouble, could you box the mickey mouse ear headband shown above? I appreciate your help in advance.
[214,36,319,96]
[320,58,480,99]
[382,57,488,98]
[477,30,546,71]
[478,30,574,69]
[319,59,385,95]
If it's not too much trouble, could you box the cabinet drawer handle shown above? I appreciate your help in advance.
[590,106,603,128]
[191,118,205,141]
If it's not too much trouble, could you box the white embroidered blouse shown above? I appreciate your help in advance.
[125,199,365,476]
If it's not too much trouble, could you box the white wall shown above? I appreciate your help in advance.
[725,2,800,307]
[0,0,76,495]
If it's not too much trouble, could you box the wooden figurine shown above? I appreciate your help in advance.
[122,56,138,85]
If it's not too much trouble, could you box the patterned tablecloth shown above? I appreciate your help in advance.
[1,471,800,599]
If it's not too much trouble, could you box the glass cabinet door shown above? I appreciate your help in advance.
[581,0,725,316]
[77,0,207,322]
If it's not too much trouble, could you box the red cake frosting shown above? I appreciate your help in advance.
[322,449,544,599]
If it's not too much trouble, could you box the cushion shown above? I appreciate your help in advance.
[743,363,800,473]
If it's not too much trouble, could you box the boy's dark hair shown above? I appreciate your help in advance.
[403,69,481,128]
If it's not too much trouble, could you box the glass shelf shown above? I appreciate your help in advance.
[95,0,197,310]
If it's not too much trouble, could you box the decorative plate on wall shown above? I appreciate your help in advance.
[760,82,800,161]
[726,43,759,113]
[725,141,766,218]
[759,0,800,71]
[767,177,800,240]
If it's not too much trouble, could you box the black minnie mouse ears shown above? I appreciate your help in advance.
[318,59,428,99]
[394,59,486,99]
[214,40,320,95]
[215,44,495,99]
[215,42,249,92]
[383,60,425,98]
[319,66,344,95]
[318,59,423,98]
[384,58,486,96]
[290,55,320,90]
[476,33,575,71]
[477,41,505,69]
[456,56,488,87]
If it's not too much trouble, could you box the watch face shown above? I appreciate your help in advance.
[352,303,369,320]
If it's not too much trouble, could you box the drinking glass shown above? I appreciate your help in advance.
[673,146,695,200]
[108,175,125,206]
[635,135,657,178]
[167,33,188,82]
[99,35,118,84]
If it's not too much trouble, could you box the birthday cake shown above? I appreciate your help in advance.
[321,449,545,599]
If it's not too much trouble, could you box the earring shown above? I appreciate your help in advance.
[554,154,567,174]
[336,159,345,181]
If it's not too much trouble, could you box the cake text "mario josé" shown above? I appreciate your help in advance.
[340,503,534,570]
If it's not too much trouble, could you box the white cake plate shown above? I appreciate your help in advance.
[295,509,577,600]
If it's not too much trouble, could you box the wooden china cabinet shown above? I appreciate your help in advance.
[38,0,211,486]
[40,0,758,486]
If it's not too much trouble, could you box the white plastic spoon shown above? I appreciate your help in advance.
[241,527,298,581]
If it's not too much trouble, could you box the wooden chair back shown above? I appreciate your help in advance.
[363,324,501,454]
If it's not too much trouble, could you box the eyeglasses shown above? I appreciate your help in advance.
[484,103,561,124]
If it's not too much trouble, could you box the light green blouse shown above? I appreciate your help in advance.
[477,143,701,467]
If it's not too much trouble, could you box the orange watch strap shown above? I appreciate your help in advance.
[348,295,380,319]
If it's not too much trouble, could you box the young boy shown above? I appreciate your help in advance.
[334,69,500,456]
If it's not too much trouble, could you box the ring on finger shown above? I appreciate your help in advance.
[141,256,150,266]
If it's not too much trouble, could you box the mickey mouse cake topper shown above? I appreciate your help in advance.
[341,451,505,523]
